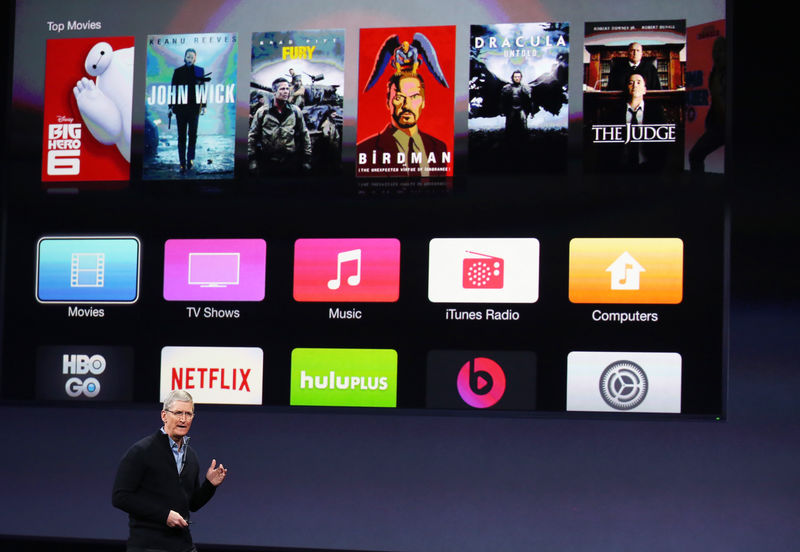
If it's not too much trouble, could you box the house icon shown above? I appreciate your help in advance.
[606,251,645,290]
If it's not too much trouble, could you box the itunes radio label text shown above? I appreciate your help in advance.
[445,308,520,321]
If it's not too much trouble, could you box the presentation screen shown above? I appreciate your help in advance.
[2,0,728,420]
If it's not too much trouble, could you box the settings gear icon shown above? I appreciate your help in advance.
[599,360,648,410]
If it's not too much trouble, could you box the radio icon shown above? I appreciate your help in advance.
[462,251,504,289]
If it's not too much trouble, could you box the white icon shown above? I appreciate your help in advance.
[188,252,240,288]
[71,253,105,288]
[327,249,362,290]
[606,251,645,290]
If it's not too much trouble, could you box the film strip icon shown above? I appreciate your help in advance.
[70,252,105,288]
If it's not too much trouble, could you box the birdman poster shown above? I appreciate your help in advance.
[356,26,455,179]
[468,23,569,174]
[41,36,135,182]
[143,33,238,180]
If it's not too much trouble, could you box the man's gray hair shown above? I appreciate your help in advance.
[163,389,194,411]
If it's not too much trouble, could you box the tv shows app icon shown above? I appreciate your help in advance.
[428,238,539,303]
[163,239,266,301]
[36,236,140,303]
[568,238,683,304]
[426,350,537,410]
[293,238,400,302]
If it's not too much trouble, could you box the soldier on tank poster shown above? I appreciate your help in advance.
[248,29,344,178]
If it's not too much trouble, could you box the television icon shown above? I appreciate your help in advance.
[188,252,241,288]
[164,239,266,302]
[36,236,140,304]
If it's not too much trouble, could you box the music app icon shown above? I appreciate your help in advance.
[327,249,362,290]
[294,239,400,302]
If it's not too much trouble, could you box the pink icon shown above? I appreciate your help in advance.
[456,357,506,408]
[294,239,400,302]
[462,251,504,289]
[163,239,266,301]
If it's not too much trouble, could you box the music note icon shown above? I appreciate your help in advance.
[327,249,362,290]
[619,263,633,285]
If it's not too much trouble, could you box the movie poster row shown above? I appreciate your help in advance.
[40,19,725,184]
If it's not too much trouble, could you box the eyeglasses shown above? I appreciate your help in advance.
[165,409,195,420]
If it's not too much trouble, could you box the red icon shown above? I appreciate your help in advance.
[462,251,504,289]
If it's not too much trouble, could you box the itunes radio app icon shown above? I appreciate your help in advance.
[456,357,506,408]
[428,238,539,303]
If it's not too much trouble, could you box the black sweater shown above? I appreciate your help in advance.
[112,431,216,551]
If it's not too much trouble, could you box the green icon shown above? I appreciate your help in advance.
[290,348,398,407]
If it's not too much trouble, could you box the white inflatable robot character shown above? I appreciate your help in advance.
[73,42,134,162]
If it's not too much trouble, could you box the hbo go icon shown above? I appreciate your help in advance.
[63,354,106,398]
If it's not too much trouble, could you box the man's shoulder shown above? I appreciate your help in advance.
[419,130,448,152]
[356,124,394,149]
[253,104,271,120]
[127,431,166,453]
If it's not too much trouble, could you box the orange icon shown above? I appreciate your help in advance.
[568,238,683,304]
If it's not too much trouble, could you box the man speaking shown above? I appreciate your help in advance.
[113,390,227,552]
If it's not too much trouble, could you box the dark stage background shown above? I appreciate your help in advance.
[2,0,799,550]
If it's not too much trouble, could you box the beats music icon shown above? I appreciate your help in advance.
[456,357,506,408]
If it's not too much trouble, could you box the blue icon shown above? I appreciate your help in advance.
[37,237,140,303]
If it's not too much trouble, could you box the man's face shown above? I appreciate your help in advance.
[275,82,291,102]
[184,51,196,66]
[628,43,643,65]
[161,400,194,441]
[401,41,410,53]
[512,72,522,84]
[627,74,646,100]
[388,77,424,129]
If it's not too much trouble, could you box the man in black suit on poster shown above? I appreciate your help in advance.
[169,49,207,173]
[604,73,668,172]
[606,42,661,91]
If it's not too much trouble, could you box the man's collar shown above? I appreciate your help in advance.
[627,99,645,111]
[160,427,190,448]
[391,125,418,138]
